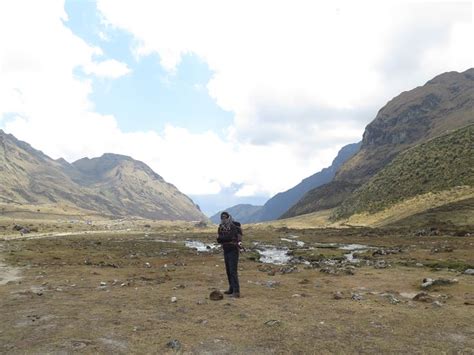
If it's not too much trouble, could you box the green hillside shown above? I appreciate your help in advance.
[333,124,474,219]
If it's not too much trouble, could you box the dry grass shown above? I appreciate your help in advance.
[1,225,473,353]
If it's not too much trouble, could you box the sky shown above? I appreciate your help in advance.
[0,0,472,216]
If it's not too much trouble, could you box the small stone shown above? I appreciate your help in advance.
[299,278,310,285]
[292,293,302,298]
[413,292,434,303]
[463,269,474,275]
[415,263,424,267]
[209,290,223,301]
[264,319,281,327]
[432,300,443,308]
[100,281,107,287]
[166,339,181,350]
[266,280,280,288]
[144,262,151,268]
[351,293,363,301]
[171,297,177,303]
[333,291,344,300]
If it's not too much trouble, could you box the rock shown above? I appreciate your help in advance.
[383,294,400,304]
[264,319,281,327]
[421,277,458,289]
[299,278,310,285]
[99,281,107,287]
[292,293,302,298]
[171,297,177,303]
[166,339,181,350]
[279,266,298,274]
[413,292,434,303]
[209,290,223,301]
[463,269,474,275]
[333,291,344,300]
[351,293,363,301]
[265,280,280,288]
[144,262,151,268]
[374,260,387,269]
[432,300,443,308]
[415,263,424,267]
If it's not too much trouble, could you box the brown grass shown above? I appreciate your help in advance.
[1,225,474,353]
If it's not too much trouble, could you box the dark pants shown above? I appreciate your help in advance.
[224,245,240,293]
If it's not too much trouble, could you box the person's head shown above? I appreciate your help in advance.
[220,211,230,223]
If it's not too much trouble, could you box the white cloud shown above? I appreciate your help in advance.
[0,0,472,202]
[84,59,131,79]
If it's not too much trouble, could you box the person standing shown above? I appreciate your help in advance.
[217,212,242,298]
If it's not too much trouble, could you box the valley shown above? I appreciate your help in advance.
[1,220,473,353]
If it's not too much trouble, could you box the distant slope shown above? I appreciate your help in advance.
[0,130,206,221]
[285,68,474,219]
[252,142,360,222]
[281,181,359,219]
[210,204,263,224]
[333,124,474,219]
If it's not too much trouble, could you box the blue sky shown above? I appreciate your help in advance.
[65,0,233,135]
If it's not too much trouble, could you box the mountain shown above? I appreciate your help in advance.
[0,130,206,221]
[210,204,263,224]
[251,142,361,222]
[333,124,473,219]
[281,181,359,219]
[285,68,474,219]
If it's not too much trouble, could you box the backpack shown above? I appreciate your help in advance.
[232,221,242,237]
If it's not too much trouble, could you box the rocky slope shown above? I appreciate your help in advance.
[0,130,206,221]
[286,68,474,219]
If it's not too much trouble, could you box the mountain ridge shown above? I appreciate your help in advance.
[0,131,206,221]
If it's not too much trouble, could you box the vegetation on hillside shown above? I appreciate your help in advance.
[333,125,474,219]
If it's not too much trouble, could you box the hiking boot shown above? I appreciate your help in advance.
[224,289,233,295]
[230,292,240,298]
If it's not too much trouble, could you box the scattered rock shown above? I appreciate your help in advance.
[383,293,400,304]
[144,262,151,268]
[166,339,181,350]
[374,260,388,269]
[372,247,403,256]
[209,290,223,301]
[171,297,177,303]
[463,269,474,275]
[413,292,434,303]
[264,319,281,327]
[333,291,344,300]
[421,277,458,289]
[414,228,440,237]
[432,300,443,308]
[279,265,298,274]
[265,280,280,288]
[431,246,454,253]
[196,299,207,305]
[351,293,363,301]
[299,278,310,285]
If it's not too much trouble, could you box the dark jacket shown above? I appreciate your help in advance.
[217,222,242,245]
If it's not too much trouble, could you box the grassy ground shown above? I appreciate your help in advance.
[1,223,473,354]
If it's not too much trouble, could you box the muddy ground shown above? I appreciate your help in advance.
[1,225,473,354]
